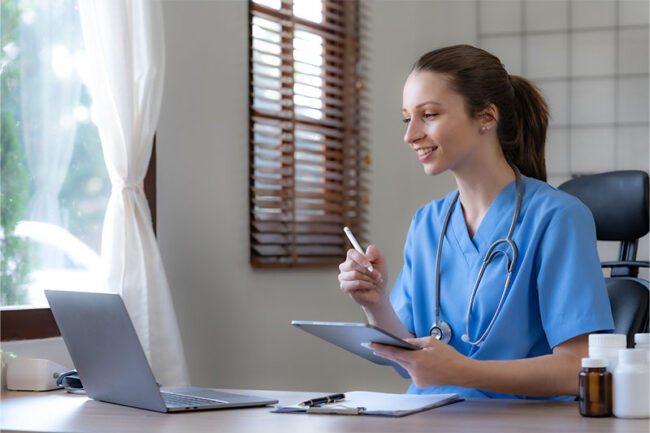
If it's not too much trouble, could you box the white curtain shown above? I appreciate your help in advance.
[78,0,188,386]
[20,1,81,269]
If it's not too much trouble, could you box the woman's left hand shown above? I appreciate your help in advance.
[370,337,473,389]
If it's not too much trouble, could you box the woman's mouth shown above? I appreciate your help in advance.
[416,146,437,162]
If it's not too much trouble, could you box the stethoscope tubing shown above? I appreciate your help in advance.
[431,165,522,346]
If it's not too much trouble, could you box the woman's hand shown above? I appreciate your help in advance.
[337,245,388,310]
[370,337,473,389]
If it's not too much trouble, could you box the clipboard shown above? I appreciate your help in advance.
[291,321,420,378]
[272,391,462,417]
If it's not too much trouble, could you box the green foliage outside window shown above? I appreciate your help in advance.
[1,0,31,305]
[0,111,31,305]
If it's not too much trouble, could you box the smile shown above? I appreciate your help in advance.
[416,146,437,162]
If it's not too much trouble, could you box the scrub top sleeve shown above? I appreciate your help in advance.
[389,215,418,335]
[536,201,614,349]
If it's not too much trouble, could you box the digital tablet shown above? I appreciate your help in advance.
[291,321,420,379]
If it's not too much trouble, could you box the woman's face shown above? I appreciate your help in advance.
[402,70,484,176]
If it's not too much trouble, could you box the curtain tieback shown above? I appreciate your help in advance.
[113,182,142,193]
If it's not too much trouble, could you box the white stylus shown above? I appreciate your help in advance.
[343,227,374,272]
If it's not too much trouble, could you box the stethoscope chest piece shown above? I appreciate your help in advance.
[429,321,452,343]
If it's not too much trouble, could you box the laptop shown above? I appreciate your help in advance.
[45,290,277,413]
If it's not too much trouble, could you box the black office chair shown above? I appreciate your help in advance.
[559,170,649,347]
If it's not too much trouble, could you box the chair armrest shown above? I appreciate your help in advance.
[601,261,650,268]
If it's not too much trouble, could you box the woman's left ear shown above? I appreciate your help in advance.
[478,104,498,134]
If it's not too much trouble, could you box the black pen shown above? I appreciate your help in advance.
[298,393,345,407]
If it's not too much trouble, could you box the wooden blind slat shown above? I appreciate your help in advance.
[294,178,343,192]
[253,233,345,245]
[253,187,343,202]
[253,221,345,234]
[295,115,343,129]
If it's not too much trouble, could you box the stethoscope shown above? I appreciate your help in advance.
[429,166,522,347]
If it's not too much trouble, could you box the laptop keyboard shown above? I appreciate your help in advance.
[162,392,227,408]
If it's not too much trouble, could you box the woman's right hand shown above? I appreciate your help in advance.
[338,244,388,310]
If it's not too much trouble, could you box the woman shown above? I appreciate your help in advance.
[337,45,614,399]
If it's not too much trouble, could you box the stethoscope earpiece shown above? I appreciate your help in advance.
[461,334,470,343]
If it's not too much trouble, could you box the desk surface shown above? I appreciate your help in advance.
[1,389,648,433]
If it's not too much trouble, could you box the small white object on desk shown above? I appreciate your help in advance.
[6,358,69,391]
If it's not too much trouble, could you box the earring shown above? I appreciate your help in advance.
[480,126,488,134]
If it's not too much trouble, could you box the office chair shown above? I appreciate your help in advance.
[559,170,649,347]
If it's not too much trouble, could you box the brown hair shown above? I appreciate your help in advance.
[413,45,548,181]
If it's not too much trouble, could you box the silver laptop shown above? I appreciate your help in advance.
[45,290,277,413]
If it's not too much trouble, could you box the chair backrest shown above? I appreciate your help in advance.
[559,170,649,346]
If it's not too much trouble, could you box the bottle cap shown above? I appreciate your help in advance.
[589,333,626,347]
[618,349,648,364]
[582,357,608,368]
[634,333,650,346]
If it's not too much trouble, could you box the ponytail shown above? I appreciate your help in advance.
[413,45,549,182]
[500,75,548,182]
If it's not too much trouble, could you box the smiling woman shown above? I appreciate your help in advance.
[337,45,614,400]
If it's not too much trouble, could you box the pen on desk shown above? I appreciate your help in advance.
[298,393,346,407]
[343,227,374,272]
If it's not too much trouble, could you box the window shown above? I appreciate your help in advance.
[249,0,367,267]
[1,0,111,312]
[0,1,111,339]
[0,1,158,340]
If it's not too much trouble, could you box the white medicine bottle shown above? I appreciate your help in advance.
[589,334,627,373]
[634,333,650,362]
[613,349,650,418]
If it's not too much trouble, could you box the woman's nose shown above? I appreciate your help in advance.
[404,118,425,145]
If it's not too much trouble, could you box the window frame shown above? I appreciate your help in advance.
[248,0,367,268]
[0,141,157,342]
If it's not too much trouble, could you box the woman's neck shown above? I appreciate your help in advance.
[453,157,516,238]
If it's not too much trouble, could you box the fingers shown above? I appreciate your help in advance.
[339,250,382,281]
[339,259,372,278]
[337,248,386,301]
[365,244,384,263]
[338,270,376,292]
[345,248,374,273]
[405,337,438,349]
[370,343,414,365]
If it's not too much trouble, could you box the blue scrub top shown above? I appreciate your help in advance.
[390,177,614,399]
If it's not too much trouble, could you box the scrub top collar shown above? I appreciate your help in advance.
[448,178,521,262]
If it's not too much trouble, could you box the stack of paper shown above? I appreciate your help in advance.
[272,391,461,417]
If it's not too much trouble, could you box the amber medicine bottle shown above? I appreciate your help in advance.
[579,358,612,417]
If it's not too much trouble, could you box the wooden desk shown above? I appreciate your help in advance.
[1,389,648,433]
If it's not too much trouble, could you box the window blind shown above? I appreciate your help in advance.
[249,0,366,267]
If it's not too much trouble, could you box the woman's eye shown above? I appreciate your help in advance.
[402,118,411,124]
[424,113,439,119]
